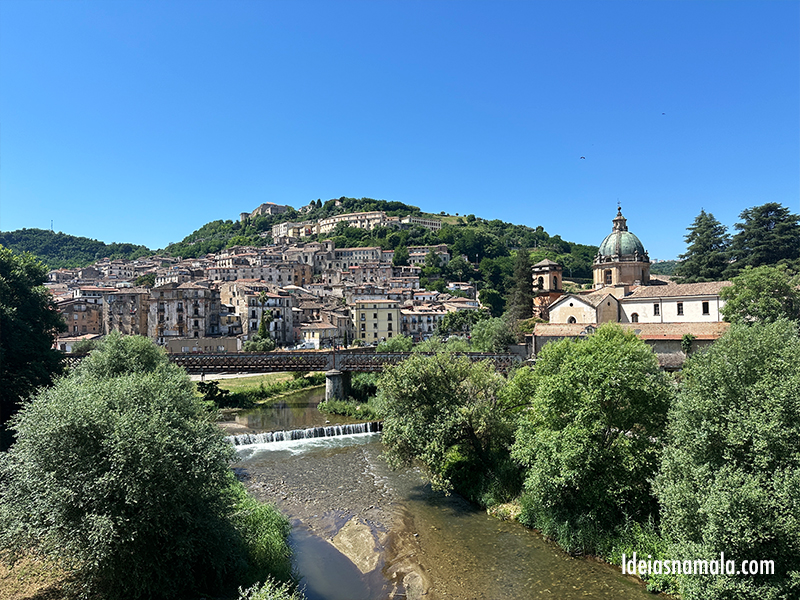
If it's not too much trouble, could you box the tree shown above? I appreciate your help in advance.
[0,333,293,598]
[479,287,505,317]
[437,309,489,336]
[0,247,66,440]
[726,202,800,276]
[134,272,157,287]
[673,210,730,282]
[445,255,475,283]
[511,324,674,554]
[720,265,800,324]
[392,245,409,266]
[377,352,520,504]
[470,317,516,352]
[505,249,533,321]
[654,321,800,600]
[376,334,413,352]
[243,334,276,352]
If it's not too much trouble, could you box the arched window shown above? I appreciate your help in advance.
[567,316,577,324]
[604,270,612,285]
[631,313,639,323]
[553,276,558,288]
[537,277,544,289]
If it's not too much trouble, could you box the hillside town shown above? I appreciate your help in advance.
[47,206,731,367]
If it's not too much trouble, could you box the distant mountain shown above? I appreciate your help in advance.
[0,229,151,270]
[651,260,679,276]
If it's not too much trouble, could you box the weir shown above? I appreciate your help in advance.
[226,421,382,446]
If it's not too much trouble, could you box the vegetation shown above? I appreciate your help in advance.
[720,265,800,324]
[317,397,380,421]
[0,246,66,449]
[0,229,151,269]
[655,321,800,600]
[437,309,489,336]
[673,210,730,283]
[650,260,679,275]
[0,333,294,599]
[726,202,800,276]
[243,334,277,353]
[376,334,413,352]
[506,249,534,321]
[216,373,327,408]
[470,316,516,352]
[377,352,521,505]
[511,325,674,555]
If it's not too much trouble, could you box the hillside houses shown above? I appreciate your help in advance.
[46,235,479,351]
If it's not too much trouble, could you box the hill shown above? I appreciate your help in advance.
[0,229,151,270]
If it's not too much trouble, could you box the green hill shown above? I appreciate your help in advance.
[0,229,151,270]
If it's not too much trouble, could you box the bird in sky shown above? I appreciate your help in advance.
[580,156,586,159]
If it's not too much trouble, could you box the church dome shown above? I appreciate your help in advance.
[596,208,647,259]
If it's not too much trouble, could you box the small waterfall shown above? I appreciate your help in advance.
[227,421,382,446]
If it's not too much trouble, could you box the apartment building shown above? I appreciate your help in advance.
[219,281,296,345]
[318,211,388,234]
[58,297,103,336]
[351,299,401,343]
[400,215,442,231]
[104,289,150,335]
[148,282,221,344]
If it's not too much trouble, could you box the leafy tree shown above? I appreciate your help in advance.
[505,249,533,321]
[437,309,489,335]
[0,333,293,599]
[377,352,520,504]
[470,317,516,352]
[511,324,674,554]
[673,210,730,282]
[243,334,276,352]
[655,321,800,600]
[0,247,66,441]
[445,255,475,282]
[479,287,505,317]
[392,245,410,266]
[70,338,100,356]
[720,265,800,324]
[726,202,800,276]
[134,272,157,287]
[412,336,472,353]
[376,334,413,352]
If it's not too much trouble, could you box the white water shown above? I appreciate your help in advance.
[227,421,382,447]
[231,431,382,459]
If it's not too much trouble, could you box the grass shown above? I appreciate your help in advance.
[216,373,296,394]
[0,556,69,600]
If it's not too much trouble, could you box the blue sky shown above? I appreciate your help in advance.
[1,0,797,259]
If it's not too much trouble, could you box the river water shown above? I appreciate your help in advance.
[230,388,655,600]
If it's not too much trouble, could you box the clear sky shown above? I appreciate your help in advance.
[1,0,797,260]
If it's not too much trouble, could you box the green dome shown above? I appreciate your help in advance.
[596,207,648,260]
[598,230,646,257]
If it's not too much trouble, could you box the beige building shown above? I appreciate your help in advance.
[351,299,401,343]
[400,215,442,231]
[618,281,729,324]
[58,298,103,336]
[219,281,296,345]
[240,202,289,222]
[318,211,388,234]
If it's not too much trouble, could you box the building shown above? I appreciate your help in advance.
[593,207,651,288]
[350,299,401,343]
[241,202,289,222]
[218,281,296,345]
[58,297,103,336]
[400,215,443,231]
[318,211,389,234]
[104,289,150,335]
[148,282,221,344]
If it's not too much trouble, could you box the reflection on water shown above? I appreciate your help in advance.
[221,387,360,432]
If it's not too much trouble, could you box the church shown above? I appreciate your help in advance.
[531,207,731,368]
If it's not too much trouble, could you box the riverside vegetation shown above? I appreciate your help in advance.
[374,319,800,600]
[0,334,298,600]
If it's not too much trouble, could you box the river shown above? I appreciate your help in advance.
[227,387,656,600]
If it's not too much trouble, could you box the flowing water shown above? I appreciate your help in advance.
[231,388,656,600]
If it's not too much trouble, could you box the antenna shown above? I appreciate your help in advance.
[51,220,53,232]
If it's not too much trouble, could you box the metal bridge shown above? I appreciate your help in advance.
[64,349,521,375]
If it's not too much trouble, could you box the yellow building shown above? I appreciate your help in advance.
[350,299,401,344]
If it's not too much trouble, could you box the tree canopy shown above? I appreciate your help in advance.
[720,265,800,324]
[673,210,730,283]
[726,202,800,276]
[0,246,66,439]
[511,324,674,554]
[655,320,800,600]
[0,333,293,598]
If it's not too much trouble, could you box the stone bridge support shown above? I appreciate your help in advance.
[325,369,351,401]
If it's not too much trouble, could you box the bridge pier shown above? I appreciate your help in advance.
[325,369,351,401]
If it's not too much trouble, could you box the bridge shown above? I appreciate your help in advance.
[64,349,522,400]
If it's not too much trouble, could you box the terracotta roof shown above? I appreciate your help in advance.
[624,281,730,299]
[301,321,336,330]
[534,321,730,340]
[533,259,561,268]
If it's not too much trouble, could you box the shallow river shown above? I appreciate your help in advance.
[229,388,655,600]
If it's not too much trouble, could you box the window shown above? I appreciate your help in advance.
[553,277,558,288]
[677,302,684,316]
[605,270,612,285]
[361,333,365,339]
[387,323,393,331]
[373,313,378,319]
[373,333,378,338]
[654,303,660,316]
[537,276,544,289]
[361,324,365,331]
[567,316,577,324]
[387,313,392,321]
[631,313,639,323]
[702,301,709,315]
